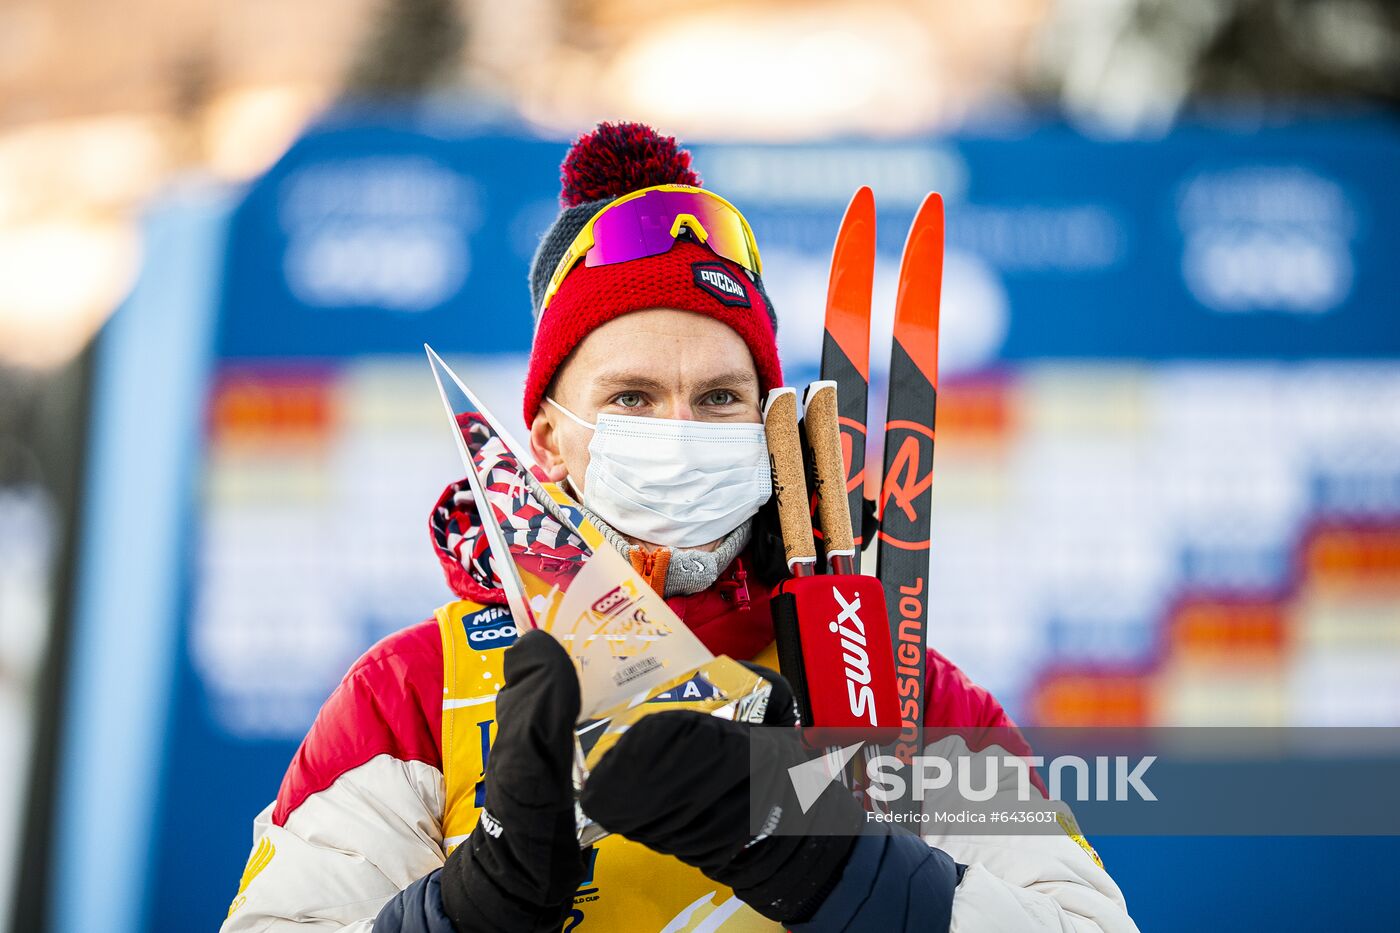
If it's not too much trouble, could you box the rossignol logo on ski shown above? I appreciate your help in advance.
[877,420,935,550]
[879,415,936,756]
[829,588,879,726]
[692,262,750,307]
[891,576,925,758]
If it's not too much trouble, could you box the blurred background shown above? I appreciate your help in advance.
[2,0,1398,930]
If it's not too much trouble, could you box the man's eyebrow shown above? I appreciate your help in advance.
[692,370,760,394]
[591,373,669,392]
[589,370,759,394]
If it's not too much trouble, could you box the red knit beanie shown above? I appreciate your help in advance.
[522,123,782,423]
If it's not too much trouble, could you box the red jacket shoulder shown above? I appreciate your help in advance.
[273,619,445,826]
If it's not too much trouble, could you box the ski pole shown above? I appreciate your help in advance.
[801,380,856,575]
[764,387,818,577]
[768,383,901,740]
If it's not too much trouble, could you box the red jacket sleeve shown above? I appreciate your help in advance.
[922,645,1046,796]
[273,620,444,826]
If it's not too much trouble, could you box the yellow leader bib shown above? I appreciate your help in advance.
[437,598,782,933]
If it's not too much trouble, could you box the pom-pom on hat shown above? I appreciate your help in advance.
[523,122,782,424]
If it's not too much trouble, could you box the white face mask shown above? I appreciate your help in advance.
[547,398,772,549]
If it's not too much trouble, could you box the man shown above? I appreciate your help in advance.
[221,122,1138,932]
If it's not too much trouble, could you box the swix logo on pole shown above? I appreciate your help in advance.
[829,588,879,726]
[777,574,900,735]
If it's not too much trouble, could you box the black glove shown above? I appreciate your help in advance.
[579,664,864,924]
[440,630,588,933]
[735,659,799,728]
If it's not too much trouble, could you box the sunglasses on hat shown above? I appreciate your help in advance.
[540,184,764,315]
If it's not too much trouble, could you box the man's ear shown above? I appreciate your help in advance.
[529,409,569,483]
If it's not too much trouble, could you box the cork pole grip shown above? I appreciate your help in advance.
[763,387,817,574]
[803,381,856,562]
